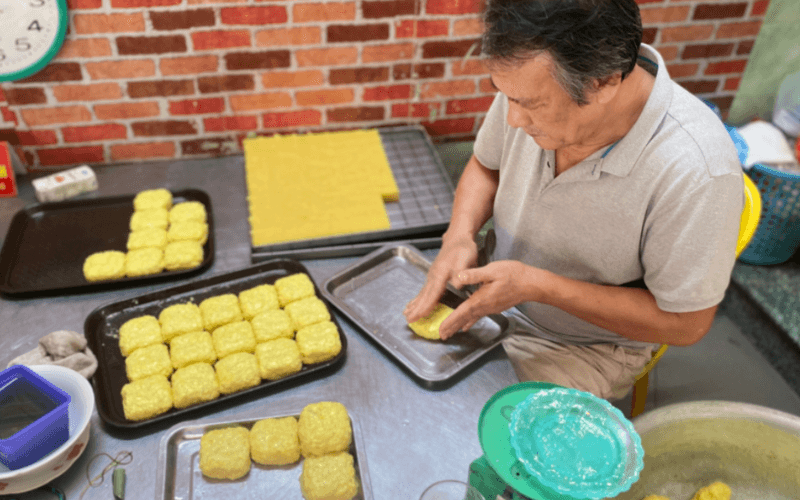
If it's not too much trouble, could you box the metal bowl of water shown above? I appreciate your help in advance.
[612,401,800,500]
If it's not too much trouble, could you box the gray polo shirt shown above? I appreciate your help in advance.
[473,44,744,348]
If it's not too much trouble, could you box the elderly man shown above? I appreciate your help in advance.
[404,0,743,401]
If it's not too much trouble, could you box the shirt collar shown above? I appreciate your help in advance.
[599,43,673,177]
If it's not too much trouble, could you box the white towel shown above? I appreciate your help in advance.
[6,330,98,379]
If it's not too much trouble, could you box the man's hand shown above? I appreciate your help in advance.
[403,235,479,325]
[438,260,536,339]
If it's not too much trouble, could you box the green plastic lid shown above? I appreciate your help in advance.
[477,382,576,500]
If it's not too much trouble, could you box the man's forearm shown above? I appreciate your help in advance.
[443,155,499,243]
[523,266,717,346]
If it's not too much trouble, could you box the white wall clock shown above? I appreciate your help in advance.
[0,0,69,82]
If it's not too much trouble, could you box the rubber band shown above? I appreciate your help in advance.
[78,451,133,500]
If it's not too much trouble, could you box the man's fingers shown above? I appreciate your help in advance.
[451,266,488,289]
[404,278,447,323]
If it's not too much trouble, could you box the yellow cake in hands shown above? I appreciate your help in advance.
[408,303,454,340]
[118,315,162,357]
[692,482,732,500]
[121,374,173,421]
[250,416,301,466]
[199,426,251,480]
[133,188,172,211]
[83,250,126,282]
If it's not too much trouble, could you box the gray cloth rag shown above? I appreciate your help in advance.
[6,330,98,379]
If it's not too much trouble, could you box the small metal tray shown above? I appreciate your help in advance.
[321,243,511,386]
[0,189,215,297]
[84,259,347,430]
[249,125,455,259]
[155,409,372,500]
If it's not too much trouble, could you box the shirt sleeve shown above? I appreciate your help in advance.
[473,92,507,171]
[641,170,744,313]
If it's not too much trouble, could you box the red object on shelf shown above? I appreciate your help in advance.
[795,135,800,163]
[0,141,18,198]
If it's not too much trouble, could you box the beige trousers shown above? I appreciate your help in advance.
[502,332,655,401]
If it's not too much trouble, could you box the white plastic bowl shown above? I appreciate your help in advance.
[0,365,94,495]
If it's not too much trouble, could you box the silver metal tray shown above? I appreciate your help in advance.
[249,125,455,260]
[321,243,512,386]
[155,408,373,500]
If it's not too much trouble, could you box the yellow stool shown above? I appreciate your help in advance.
[630,173,762,418]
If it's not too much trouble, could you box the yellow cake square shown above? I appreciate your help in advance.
[250,416,301,466]
[199,426,251,480]
[163,240,204,271]
[133,188,173,212]
[285,296,331,330]
[212,321,256,359]
[120,374,173,421]
[239,284,279,320]
[159,302,203,343]
[167,221,208,244]
[274,273,316,307]
[255,338,302,381]
[125,343,173,382]
[300,452,359,500]
[408,303,454,340]
[296,321,341,364]
[130,208,169,231]
[169,201,207,224]
[83,250,126,282]
[118,315,162,357]
[250,309,294,342]
[215,352,261,395]
[127,228,168,251]
[200,294,243,331]
[298,401,352,458]
[170,362,220,409]
[125,247,164,277]
[170,330,217,369]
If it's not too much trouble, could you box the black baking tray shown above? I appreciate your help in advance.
[0,189,215,297]
[84,259,347,430]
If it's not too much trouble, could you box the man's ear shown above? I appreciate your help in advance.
[591,73,623,104]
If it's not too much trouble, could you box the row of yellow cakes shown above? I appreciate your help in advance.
[118,273,342,421]
[83,188,207,282]
[199,401,358,500]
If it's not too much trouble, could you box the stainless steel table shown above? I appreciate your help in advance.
[0,157,518,500]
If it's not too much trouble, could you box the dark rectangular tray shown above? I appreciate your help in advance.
[84,259,347,430]
[0,189,215,297]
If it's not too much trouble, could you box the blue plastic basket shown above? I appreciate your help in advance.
[0,365,70,470]
[739,164,800,265]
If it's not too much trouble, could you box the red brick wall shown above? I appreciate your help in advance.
[0,0,770,171]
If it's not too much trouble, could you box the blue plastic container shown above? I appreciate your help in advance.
[0,365,70,470]
[738,164,800,265]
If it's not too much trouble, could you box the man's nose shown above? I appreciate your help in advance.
[506,102,530,128]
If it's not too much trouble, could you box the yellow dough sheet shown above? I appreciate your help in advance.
[244,130,398,246]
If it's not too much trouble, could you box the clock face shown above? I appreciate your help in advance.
[0,0,68,82]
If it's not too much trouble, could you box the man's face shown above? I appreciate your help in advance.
[488,54,608,151]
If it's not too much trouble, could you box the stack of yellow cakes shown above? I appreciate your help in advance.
[244,129,400,246]
[118,273,342,422]
[82,189,207,281]
[198,401,359,500]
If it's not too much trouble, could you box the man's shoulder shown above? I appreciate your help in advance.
[652,83,741,179]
